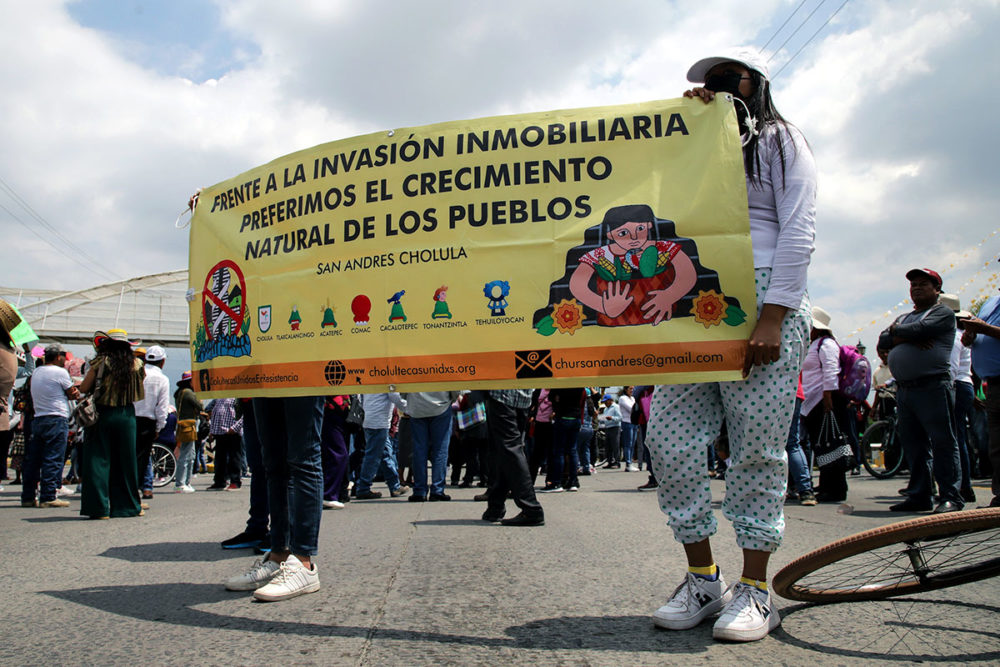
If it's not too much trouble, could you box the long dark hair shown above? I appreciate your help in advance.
[741,70,797,188]
[96,338,135,390]
[0,325,11,350]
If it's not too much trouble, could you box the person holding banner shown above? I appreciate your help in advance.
[647,49,815,642]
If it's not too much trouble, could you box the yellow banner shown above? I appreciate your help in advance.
[188,97,755,397]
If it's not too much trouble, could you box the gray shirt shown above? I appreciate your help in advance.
[879,303,955,382]
[401,391,459,419]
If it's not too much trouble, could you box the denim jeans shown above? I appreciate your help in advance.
[175,442,195,487]
[954,380,975,493]
[550,417,581,488]
[897,379,962,507]
[242,401,269,536]
[357,427,401,495]
[621,422,636,464]
[410,409,452,497]
[21,415,68,503]
[252,396,323,557]
[576,424,594,470]
[785,397,813,494]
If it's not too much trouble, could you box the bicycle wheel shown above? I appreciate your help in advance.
[773,508,1000,602]
[150,443,176,488]
[860,419,903,478]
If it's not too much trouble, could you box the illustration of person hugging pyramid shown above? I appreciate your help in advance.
[533,204,745,335]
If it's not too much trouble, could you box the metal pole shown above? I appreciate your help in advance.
[114,283,125,327]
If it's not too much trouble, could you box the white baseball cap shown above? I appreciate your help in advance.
[687,48,770,83]
[145,345,167,362]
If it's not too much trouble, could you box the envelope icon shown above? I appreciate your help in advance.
[514,349,553,379]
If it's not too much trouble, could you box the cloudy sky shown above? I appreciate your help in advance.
[1,0,998,349]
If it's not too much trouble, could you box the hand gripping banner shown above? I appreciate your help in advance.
[188,96,755,397]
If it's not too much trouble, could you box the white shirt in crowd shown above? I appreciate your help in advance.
[134,363,170,433]
[30,365,73,419]
[618,394,635,425]
[949,330,973,385]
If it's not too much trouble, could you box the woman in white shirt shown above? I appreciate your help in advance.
[800,307,851,504]
[617,387,637,471]
[647,49,815,643]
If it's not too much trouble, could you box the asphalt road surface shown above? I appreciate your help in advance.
[3,469,997,666]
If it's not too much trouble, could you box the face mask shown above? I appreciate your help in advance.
[704,71,745,97]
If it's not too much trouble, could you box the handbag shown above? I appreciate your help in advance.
[71,358,106,429]
[457,402,487,430]
[814,411,853,468]
[73,395,98,428]
[345,396,365,426]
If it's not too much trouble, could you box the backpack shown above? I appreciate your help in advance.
[12,376,33,419]
[826,339,872,401]
[346,395,365,426]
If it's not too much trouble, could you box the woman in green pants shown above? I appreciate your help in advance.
[79,329,146,519]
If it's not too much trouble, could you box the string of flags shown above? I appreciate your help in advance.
[845,227,999,340]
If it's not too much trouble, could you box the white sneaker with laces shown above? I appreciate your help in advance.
[712,582,780,642]
[626,464,640,472]
[653,571,731,630]
[253,554,320,601]
[224,558,280,591]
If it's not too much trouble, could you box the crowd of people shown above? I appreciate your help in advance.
[3,49,999,646]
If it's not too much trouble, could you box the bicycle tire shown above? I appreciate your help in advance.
[150,443,176,488]
[860,419,903,479]
[773,508,1000,603]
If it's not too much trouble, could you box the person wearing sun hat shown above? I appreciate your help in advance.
[78,329,146,519]
[134,345,171,498]
[173,370,204,491]
[939,294,977,504]
[800,306,852,504]
[0,299,20,486]
[878,268,963,514]
[646,48,816,643]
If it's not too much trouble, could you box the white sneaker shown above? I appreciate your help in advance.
[183,485,196,493]
[322,500,345,509]
[626,464,640,472]
[174,486,186,493]
[57,486,75,496]
[253,555,320,601]
[712,582,780,642]
[224,558,280,591]
[653,571,731,630]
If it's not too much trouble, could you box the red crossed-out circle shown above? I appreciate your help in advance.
[202,259,247,341]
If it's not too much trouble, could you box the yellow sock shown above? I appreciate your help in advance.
[688,564,718,579]
[740,576,768,591]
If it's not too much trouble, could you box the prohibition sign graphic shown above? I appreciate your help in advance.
[202,259,247,341]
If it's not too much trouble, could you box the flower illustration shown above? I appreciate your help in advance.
[692,290,726,328]
[552,298,584,335]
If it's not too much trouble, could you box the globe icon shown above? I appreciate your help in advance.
[324,360,346,386]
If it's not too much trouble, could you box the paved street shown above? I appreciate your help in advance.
[3,470,998,666]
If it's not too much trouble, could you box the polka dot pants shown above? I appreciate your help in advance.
[646,269,810,553]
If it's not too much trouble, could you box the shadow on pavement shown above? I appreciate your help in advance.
[775,597,1000,661]
[22,516,86,523]
[844,510,916,519]
[41,583,714,653]
[411,518,489,526]
[100,542,248,563]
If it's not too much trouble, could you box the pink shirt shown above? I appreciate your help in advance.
[801,337,840,416]
[535,389,553,423]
